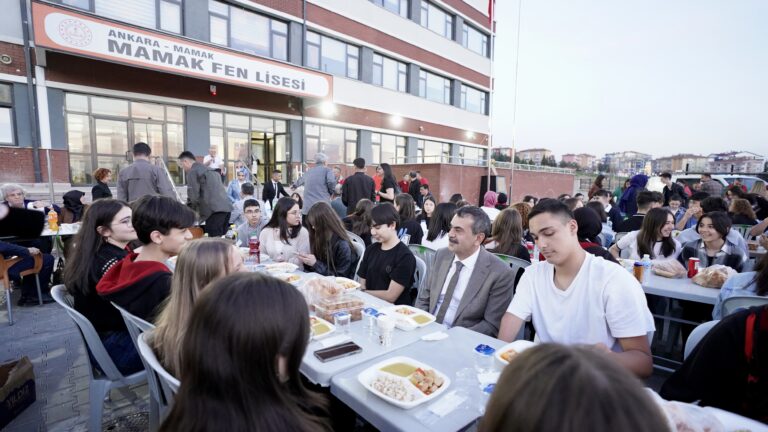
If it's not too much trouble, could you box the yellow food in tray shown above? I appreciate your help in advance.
[310,317,332,337]
[380,362,418,378]
[500,349,519,363]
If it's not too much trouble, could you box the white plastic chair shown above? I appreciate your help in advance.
[493,253,531,291]
[684,320,720,360]
[720,296,768,318]
[137,331,180,414]
[50,285,147,432]
[346,230,366,270]
[408,244,437,268]
[413,256,427,301]
[111,302,161,431]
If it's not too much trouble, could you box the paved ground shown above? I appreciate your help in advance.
[0,289,148,432]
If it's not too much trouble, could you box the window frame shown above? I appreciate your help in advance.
[305,124,358,164]
[306,31,360,80]
[420,1,454,39]
[207,0,289,61]
[418,69,452,105]
[461,22,490,57]
[0,83,15,146]
[369,0,409,18]
[371,132,406,164]
[372,53,408,92]
[57,0,183,34]
[459,84,488,115]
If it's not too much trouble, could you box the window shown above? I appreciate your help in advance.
[208,1,288,61]
[418,70,452,104]
[417,139,451,163]
[420,1,453,39]
[306,32,360,79]
[0,84,14,145]
[305,124,358,164]
[462,23,489,57]
[373,54,408,92]
[369,0,408,18]
[460,84,488,115]
[59,0,182,34]
[459,145,487,166]
[371,132,406,164]
[64,93,185,185]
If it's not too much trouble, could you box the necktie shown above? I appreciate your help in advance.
[435,261,464,324]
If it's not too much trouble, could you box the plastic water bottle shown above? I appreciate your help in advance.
[641,254,652,281]
[225,224,236,243]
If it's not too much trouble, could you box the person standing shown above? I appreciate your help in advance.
[291,153,335,216]
[377,163,398,204]
[699,173,723,197]
[660,172,688,207]
[91,168,113,200]
[407,171,422,208]
[203,145,226,183]
[262,169,289,210]
[117,142,177,202]
[178,151,233,237]
[341,158,375,215]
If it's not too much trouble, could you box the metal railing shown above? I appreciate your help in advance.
[390,155,575,174]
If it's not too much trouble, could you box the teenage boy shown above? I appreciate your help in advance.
[498,200,655,377]
[97,195,195,321]
[676,192,708,231]
[237,199,267,243]
[230,182,257,226]
[677,196,749,254]
[667,194,686,227]
[660,172,688,207]
[614,191,663,233]
[592,189,623,228]
[358,203,416,305]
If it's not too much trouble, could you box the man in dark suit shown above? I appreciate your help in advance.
[407,171,422,207]
[262,169,289,210]
[414,206,515,337]
[341,158,375,215]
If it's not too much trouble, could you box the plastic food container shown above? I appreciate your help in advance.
[313,295,365,322]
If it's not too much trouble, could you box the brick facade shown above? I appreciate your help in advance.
[0,147,69,183]
[0,42,26,77]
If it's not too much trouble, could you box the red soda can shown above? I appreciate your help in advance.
[249,236,261,264]
[525,242,535,259]
[687,258,700,278]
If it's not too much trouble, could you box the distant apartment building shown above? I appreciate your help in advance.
[561,153,596,170]
[517,148,553,165]
[603,151,652,176]
[706,151,766,173]
[652,154,708,173]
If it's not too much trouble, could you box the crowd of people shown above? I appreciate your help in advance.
[2,153,768,430]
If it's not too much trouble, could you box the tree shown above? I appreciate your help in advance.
[598,162,611,173]
[514,154,521,163]
[492,152,511,162]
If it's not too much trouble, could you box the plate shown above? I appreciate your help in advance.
[704,406,768,431]
[495,340,537,366]
[310,316,335,339]
[381,305,435,328]
[357,356,451,409]
[334,277,361,292]
[272,272,302,285]
[266,262,299,273]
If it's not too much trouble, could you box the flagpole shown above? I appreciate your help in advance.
[509,0,523,199]
[486,0,496,195]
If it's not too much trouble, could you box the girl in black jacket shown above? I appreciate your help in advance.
[298,202,358,278]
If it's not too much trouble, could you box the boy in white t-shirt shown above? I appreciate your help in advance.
[498,200,656,377]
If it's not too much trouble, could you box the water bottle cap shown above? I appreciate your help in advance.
[363,307,378,315]
[482,383,495,395]
[474,344,496,356]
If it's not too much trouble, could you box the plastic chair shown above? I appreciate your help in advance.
[408,244,437,267]
[720,295,768,318]
[189,226,205,239]
[50,285,147,432]
[684,320,720,360]
[111,302,161,430]
[733,224,753,240]
[614,232,629,245]
[137,331,180,421]
[18,253,45,307]
[413,256,427,300]
[0,255,23,326]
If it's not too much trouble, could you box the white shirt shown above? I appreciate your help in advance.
[481,206,500,222]
[433,247,481,327]
[422,232,449,251]
[204,154,223,170]
[677,227,749,255]
[507,253,655,351]
[616,230,681,262]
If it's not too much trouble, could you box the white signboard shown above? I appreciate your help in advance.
[33,2,333,99]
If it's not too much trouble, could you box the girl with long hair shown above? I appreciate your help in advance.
[511,202,533,242]
[376,163,397,203]
[342,199,373,246]
[393,193,423,245]
[480,344,668,432]
[291,192,304,210]
[610,207,681,262]
[588,174,606,199]
[486,208,530,261]
[159,273,331,432]
[297,202,357,278]
[729,198,758,226]
[417,195,437,231]
[422,202,456,250]
[586,200,614,247]
[63,199,142,374]
[153,238,244,376]
[259,197,310,266]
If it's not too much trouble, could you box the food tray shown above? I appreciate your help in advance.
[495,340,537,366]
[310,316,335,340]
[265,262,299,273]
[381,305,435,329]
[313,295,364,322]
[334,277,361,292]
[357,356,451,409]
[272,272,302,285]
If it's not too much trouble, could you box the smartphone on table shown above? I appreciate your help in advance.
[314,341,362,363]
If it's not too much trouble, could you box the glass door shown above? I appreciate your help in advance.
[94,118,129,184]
[251,132,290,184]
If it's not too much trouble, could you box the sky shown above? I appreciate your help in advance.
[491,0,768,160]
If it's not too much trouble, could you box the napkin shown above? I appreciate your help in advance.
[428,391,467,417]
[420,331,449,341]
[318,334,351,348]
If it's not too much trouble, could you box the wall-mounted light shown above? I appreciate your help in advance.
[320,101,337,116]
[465,131,476,140]
[390,114,403,127]
[209,84,217,96]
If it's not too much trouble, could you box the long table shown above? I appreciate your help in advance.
[641,272,719,305]
[331,327,506,432]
